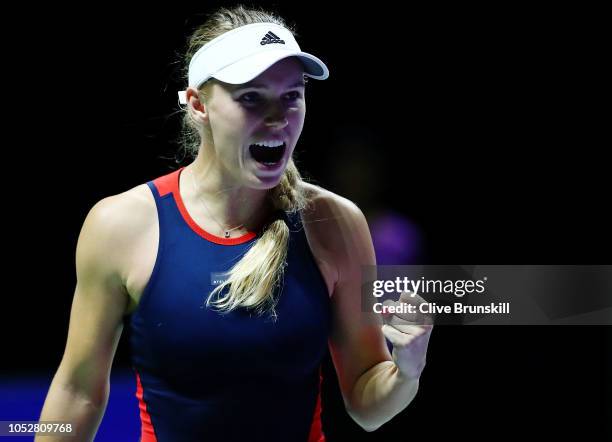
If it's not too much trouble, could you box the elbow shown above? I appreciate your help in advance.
[346,407,384,433]
[55,376,110,409]
[361,422,382,433]
[344,377,421,432]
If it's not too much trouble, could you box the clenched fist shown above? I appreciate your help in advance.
[380,291,433,380]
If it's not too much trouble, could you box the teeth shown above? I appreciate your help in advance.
[253,140,285,148]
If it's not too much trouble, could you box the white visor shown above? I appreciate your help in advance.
[178,23,329,104]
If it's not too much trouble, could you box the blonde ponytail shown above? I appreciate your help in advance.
[206,159,310,318]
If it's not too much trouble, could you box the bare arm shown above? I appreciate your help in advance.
[36,195,133,441]
[312,191,430,431]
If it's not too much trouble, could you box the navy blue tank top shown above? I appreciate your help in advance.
[126,167,331,442]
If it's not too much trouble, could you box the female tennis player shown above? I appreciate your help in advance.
[37,6,432,441]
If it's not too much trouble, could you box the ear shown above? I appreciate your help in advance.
[186,87,209,124]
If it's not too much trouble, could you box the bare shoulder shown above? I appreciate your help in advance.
[299,181,369,240]
[298,181,375,290]
[300,180,364,218]
[79,183,156,283]
[83,185,155,246]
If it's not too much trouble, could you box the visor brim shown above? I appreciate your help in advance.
[212,49,329,84]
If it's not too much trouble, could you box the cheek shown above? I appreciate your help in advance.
[285,102,304,119]
[289,111,306,133]
[209,100,248,130]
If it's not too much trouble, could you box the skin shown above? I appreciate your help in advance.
[37,56,432,441]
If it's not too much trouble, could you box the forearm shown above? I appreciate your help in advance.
[347,360,419,431]
[36,376,108,442]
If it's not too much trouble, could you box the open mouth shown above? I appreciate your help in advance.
[249,142,286,165]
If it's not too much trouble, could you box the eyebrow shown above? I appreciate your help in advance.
[234,80,306,90]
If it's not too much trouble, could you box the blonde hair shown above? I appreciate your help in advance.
[180,5,311,318]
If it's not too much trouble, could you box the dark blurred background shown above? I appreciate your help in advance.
[1,2,610,440]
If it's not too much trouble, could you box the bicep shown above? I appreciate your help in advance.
[326,202,391,404]
[57,197,130,398]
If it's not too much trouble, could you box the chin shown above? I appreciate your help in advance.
[251,172,285,189]
[247,157,290,188]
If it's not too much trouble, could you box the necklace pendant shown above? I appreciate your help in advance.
[224,231,230,238]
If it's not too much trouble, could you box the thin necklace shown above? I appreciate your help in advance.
[188,167,245,238]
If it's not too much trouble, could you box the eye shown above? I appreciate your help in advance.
[284,91,303,101]
[238,92,262,104]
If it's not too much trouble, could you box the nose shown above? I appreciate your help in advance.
[264,103,289,129]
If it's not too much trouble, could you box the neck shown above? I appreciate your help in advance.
[183,156,272,233]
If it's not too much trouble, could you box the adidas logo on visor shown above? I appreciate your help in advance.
[260,31,285,45]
